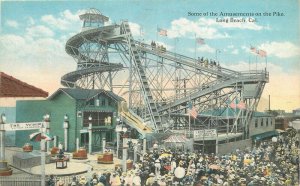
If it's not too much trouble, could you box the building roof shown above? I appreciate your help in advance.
[48,88,124,102]
[199,108,274,118]
[0,72,48,98]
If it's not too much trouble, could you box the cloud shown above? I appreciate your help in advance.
[167,18,229,39]
[196,45,215,53]
[167,17,268,39]
[227,44,234,49]
[223,60,283,73]
[198,17,267,30]
[6,20,19,28]
[26,25,54,38]
[258,41,300,58]
[231,49,239,55]
[27,17,35,26]
[0,34,75,94]
[41,9,82,31]
[129,22,142,37]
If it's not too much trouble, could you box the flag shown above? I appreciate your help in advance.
[257,49,267,57]
[237,101,247,110]
[188,102,198,119]
[196,37,205,45]
[229,99,238,109]
[250,46,257,53]
[157,28,167,36]
[230,100,247,110]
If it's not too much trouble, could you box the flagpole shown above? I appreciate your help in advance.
[265,56,268,71]
[189,109,191,138]
[156,25,158,43]
[194,33,197,63]
[189,96,191,138]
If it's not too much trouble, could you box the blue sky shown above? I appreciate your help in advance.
[0,0,299,111]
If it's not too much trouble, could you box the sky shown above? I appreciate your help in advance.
[0,0,299,112]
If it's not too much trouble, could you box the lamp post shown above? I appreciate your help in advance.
[0,113,12,176]
[115,118,122,158]
[63,114,69,152]
[122,126,128,172]
[0,114,6,161]
[88,115,92,154]
[43,114,50,152]
[41,114,50,186]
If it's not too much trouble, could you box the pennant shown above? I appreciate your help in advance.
[196,37,205,45]
[188,102,198,119]
[157,28,167,36]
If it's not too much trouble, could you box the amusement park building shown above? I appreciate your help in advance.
[15,88,123,152]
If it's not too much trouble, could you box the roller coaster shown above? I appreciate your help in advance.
[62,9,268,139]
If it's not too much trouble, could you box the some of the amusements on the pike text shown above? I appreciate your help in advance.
[187,11,285,23]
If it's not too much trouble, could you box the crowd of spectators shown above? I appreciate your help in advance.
[49,127,299,186]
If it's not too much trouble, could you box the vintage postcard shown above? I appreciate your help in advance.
[0,0,299,185]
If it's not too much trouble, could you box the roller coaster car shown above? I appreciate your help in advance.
[72,147,88,159]
[158,45,166,53]
[97,152,114,164]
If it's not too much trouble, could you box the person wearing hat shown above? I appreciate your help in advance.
[109,172,121,186]
[154,159,161,176]
[157,176,167,186]
[56,179,64,186]
[79,176,87,186]
[132,171,141,186]
[146,173,155,186]
[99,173,106,186]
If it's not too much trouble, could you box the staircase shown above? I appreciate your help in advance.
[121,21,162,132]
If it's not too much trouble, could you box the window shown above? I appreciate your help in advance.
[261,118,263,127]
[89,99,94,106]
[255,120,258,128]
[102,99,106,106]
[82,111,113,127]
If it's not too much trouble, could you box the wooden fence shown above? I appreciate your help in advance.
[0,175,76,186]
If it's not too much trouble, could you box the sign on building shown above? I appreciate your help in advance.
[194,129,217,140]
[2,122,44,131]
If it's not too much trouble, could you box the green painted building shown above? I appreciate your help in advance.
[15,88,123,152]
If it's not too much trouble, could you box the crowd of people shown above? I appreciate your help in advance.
[197,57,221,70]
[48,127,299,186]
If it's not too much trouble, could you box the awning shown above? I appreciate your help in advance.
[164,135,188,143]
[251,130,278,140]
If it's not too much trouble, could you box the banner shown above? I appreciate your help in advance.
[2,122,44,131]
[194,129,217,139]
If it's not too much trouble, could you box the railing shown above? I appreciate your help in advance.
[0,175,84,186]
[135,41,239,76]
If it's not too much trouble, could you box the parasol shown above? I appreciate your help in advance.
[160,153,172,158]
[29,132,53,141]
[209,164,221,170]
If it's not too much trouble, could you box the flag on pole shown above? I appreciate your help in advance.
[257,49,267,57]
[157,28,167,36]
[237,101,247,110]
[250,46,257,54]
[188,102,198,119]
[230,100,247,110]
[230,99,238,109]
[196,37,205,45]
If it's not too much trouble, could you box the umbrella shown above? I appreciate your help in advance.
[209,164,221,170]
[29,132,53,141]
[160,153,172,158]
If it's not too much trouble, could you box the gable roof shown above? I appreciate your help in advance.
[48,88,124,102]
[0,72,48,98]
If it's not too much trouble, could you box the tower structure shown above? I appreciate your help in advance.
[62,8,269,135]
